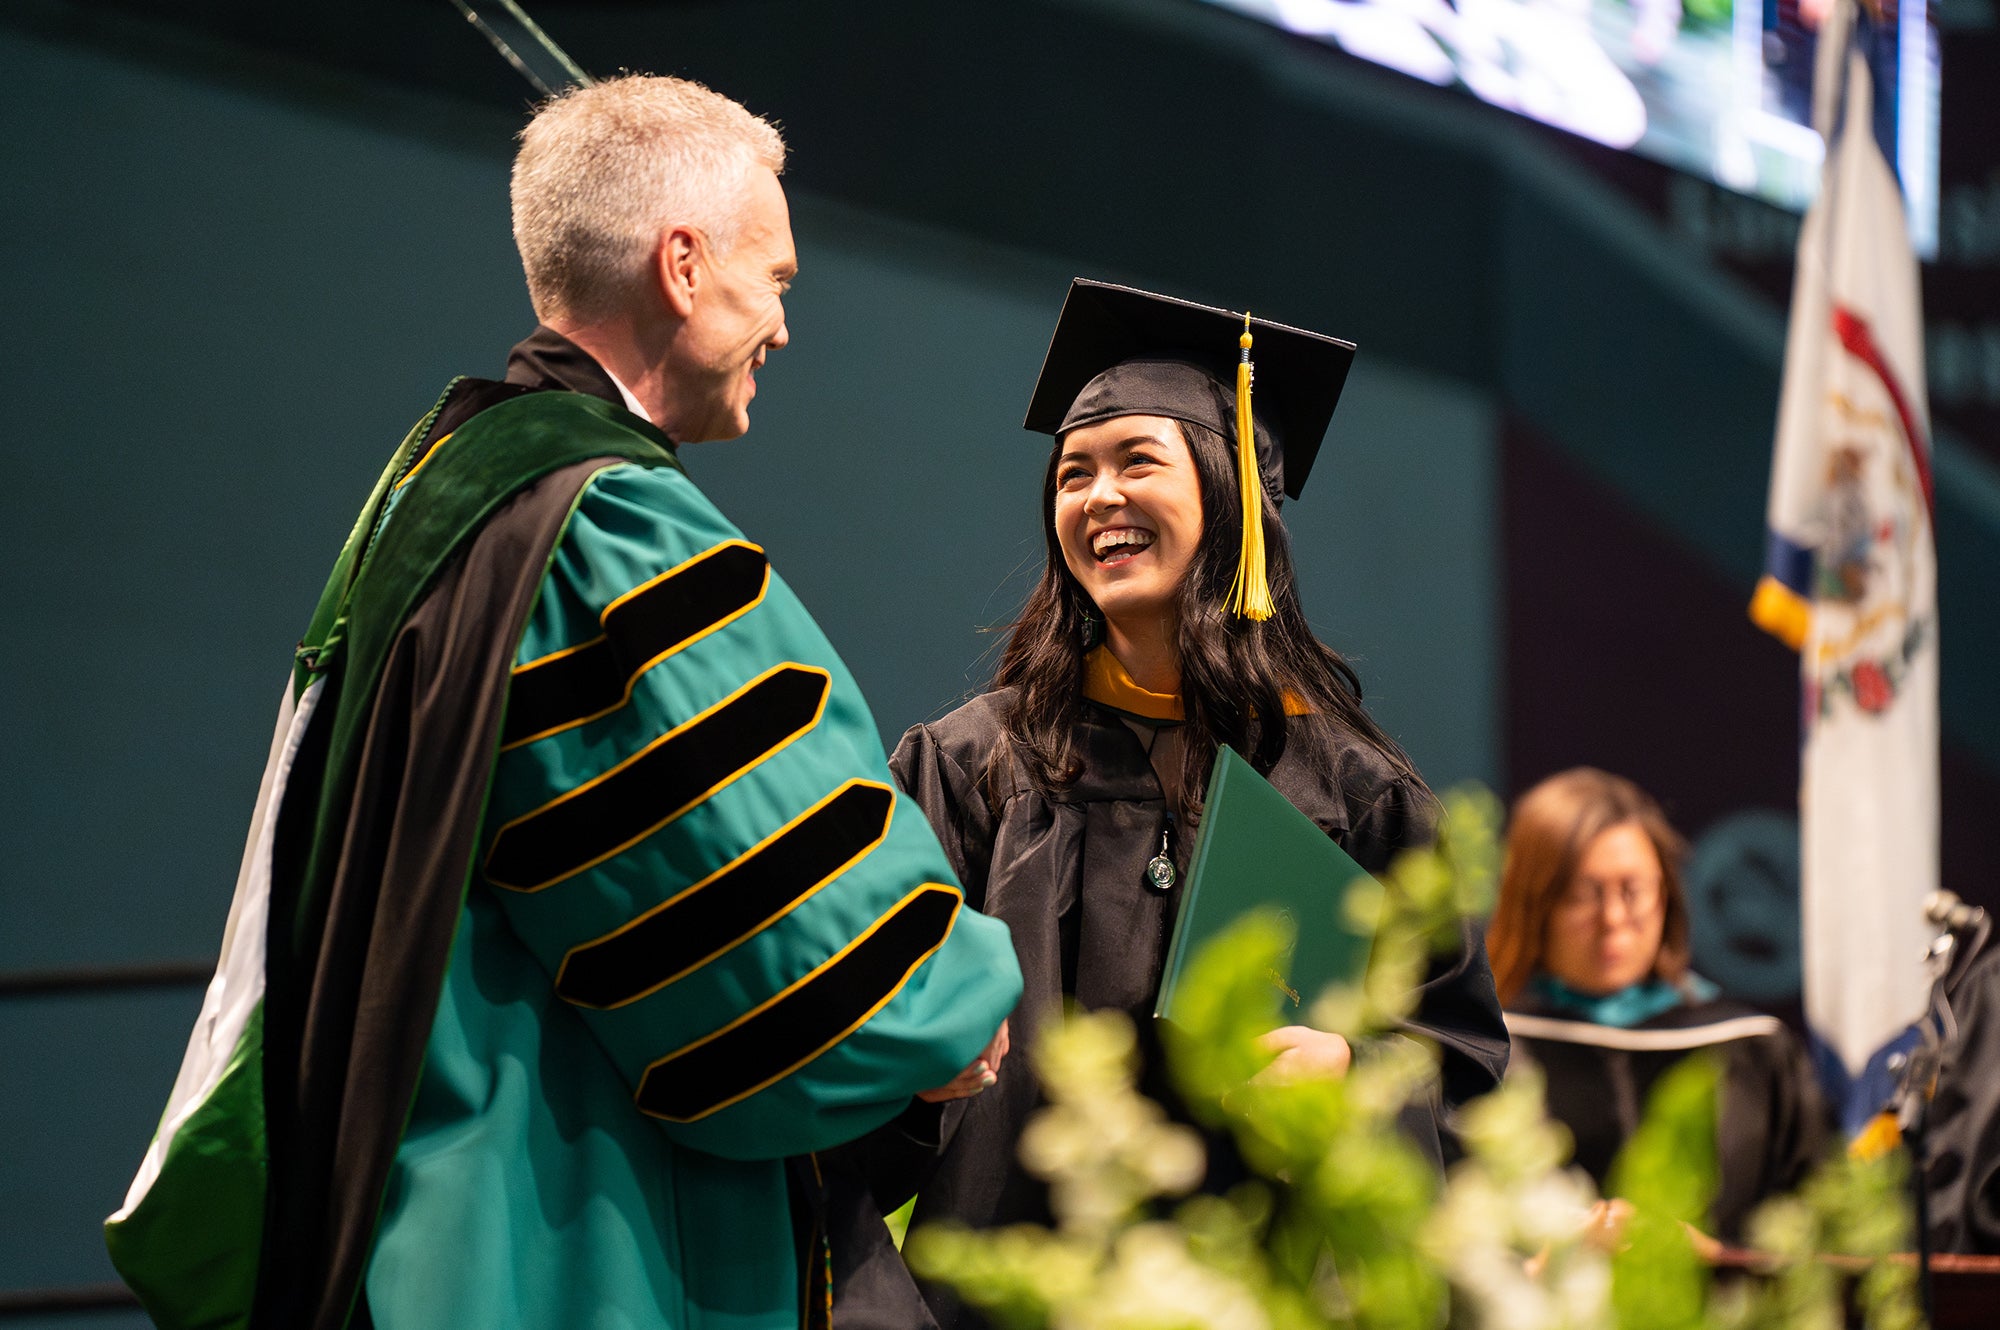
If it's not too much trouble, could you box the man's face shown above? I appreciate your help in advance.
[671,167,796,443]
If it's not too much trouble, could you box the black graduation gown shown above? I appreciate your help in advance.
[828,688,1510,1330]
[1504,994,1830,1242]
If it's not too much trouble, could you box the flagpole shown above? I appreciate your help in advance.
[1808,0,1854,305]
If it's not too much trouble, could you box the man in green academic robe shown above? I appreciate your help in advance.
[105,74,1022,1330]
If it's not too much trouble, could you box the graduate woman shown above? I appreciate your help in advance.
[836,282,1510,1329]
[1487,767,1828,1241]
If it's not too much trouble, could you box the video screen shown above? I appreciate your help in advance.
[1204,0,1941,252]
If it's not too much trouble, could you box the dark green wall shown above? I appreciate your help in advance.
[0,18,1498,1306]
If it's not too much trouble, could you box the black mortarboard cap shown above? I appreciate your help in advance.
[1022,279,1356,500]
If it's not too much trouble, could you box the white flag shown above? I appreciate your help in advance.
[1750,14,1936,1128]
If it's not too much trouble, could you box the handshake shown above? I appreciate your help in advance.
[919,1020,1012,1103]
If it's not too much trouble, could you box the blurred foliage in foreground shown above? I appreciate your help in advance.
[905,787,1920,1330]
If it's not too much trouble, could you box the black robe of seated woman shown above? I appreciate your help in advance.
[1504,987,1829,1243]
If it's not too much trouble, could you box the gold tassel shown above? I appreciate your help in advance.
[1226,313,1274,621]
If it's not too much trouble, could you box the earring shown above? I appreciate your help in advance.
[1079,609,1103,651]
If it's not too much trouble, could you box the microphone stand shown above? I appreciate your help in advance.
[1891,898,1992,1327]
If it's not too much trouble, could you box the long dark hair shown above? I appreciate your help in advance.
[989,415,1419,818]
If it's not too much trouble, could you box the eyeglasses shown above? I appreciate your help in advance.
[1553,876,1663,919]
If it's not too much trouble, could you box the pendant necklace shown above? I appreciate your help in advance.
[1146,810,1177,893]
[1131,720,1178,892]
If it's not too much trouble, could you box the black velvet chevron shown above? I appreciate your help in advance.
[556,780,897,1009]
[501,541,769,748]
[635,883,961,1122]
[485,664,830,892]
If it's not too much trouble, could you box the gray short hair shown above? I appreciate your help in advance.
[511,74,786,325]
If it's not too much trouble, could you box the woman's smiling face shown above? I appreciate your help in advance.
[1053,414,1204,635]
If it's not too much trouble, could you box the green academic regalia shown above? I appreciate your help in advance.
[104,331,1023,1330]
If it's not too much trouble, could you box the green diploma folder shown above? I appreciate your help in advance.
[1153,746,1377,1025]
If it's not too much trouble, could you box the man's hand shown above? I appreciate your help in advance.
[1252,1025,1353,1084]
[917,1019,1010,1103]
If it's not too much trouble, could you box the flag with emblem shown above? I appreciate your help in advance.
[1749,3,1937,1131]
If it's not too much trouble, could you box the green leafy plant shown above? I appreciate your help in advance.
[1606,1055,1719,1330]
[908,786,1924,1330]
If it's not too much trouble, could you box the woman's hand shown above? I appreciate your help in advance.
[917,1020,1011,1102]
[1524,1198,1636,1277]
[1252,1025,1353,1084]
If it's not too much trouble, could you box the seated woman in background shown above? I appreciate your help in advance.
[1486,767,1827,1241]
